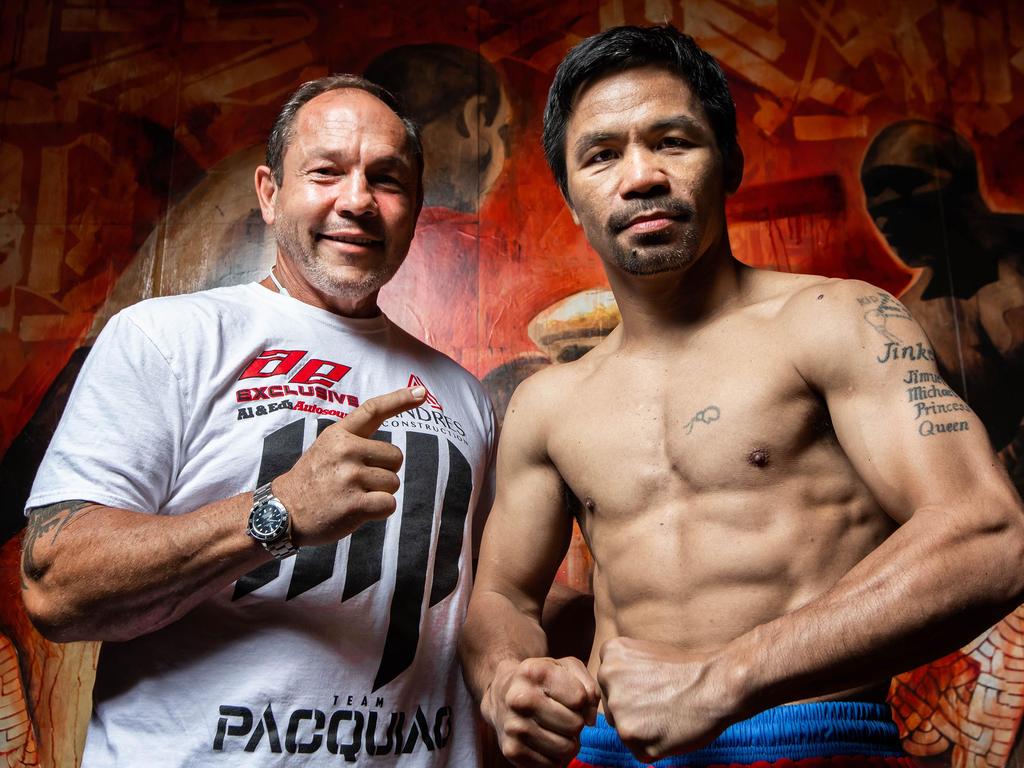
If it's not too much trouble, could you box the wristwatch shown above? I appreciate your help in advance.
[246,482,299,559]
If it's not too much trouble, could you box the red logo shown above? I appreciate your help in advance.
[408,374,442,410]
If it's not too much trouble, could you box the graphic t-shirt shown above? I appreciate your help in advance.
[28,283,496,767]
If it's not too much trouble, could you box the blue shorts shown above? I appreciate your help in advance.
[571,701,918,767]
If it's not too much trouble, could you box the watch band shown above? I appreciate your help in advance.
[252,482,299,560]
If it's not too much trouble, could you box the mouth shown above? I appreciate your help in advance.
[315,232,383,246]
[622,211,684,233]
[609,199,695,235]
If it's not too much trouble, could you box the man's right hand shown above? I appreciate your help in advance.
[483,656,599,768]
[274,386,427,546]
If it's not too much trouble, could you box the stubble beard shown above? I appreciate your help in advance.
[273,211,400,301]
[611,226,701,276]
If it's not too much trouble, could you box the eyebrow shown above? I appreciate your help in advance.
[572,114,708,162]
[302,149,414,172]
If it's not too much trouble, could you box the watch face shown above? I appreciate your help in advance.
[250,500,287,541]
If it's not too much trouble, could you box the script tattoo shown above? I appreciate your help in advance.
[684,405,721,435]
[903,369,972,437]
[21,500,90,587]
[859,292,912,344]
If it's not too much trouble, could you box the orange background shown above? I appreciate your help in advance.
[2,1,1023,766]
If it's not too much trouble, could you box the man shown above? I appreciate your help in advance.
[459,25,1024,768]
[22,75,495,766]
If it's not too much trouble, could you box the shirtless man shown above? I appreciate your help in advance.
[459,25,1024,768]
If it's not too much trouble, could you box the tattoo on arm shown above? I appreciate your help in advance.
[21,500,91,587]
[902,369,972,437]
[685,405,721,435]
[859,292,913,344]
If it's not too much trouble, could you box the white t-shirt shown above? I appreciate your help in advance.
[28,283,496,767]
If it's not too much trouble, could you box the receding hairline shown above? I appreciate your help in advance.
[282,86,422,166]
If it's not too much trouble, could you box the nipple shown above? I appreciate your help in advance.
[584,497,596,512]
[747,449,770,468]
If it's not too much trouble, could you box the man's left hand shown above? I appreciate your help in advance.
[597,637,738,762]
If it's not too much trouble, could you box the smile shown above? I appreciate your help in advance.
[316,232,382,246]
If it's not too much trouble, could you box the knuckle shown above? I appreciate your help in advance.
[506,687,539,714]
[520,657,551,682]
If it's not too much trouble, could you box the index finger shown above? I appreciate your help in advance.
[341,387,428,438]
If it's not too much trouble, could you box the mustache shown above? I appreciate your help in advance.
[608,197,694,233]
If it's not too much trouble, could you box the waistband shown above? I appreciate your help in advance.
[577,701,904,767]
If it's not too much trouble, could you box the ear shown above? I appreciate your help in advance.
[254,165,279,225]
[724,145,744,195]
[457,94,485,140]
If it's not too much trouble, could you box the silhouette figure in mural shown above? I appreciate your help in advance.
[862,121,1024,768]
[861,120,1024,471]
[367,43,512,368]
[365,43,510,214]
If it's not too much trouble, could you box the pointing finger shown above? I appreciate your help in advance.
[340,387,427,438]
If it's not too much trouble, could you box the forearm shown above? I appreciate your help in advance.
[21,495,268,642]
[719,503,1024,714]
[459,588,550,711]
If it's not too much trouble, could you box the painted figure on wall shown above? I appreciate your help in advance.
[3,1,1024,766]
[861,120,1024,768]
[861,121,1024,483]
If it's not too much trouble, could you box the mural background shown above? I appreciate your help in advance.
[1,0,1023,765]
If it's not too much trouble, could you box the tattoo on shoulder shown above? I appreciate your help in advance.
[21,500,91,587]
[858,292,912,344]
[684,405,720,435]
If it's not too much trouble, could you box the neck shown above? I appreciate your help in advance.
[261,251,382,319]
[604,236,747,350]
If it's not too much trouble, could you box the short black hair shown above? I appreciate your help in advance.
[266,74,423,185]
[365,44,503,138]
[542,25,738,200]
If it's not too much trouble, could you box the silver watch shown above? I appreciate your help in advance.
[246,482,299,559]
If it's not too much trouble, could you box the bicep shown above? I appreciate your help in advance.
[808,285,1017,522]
[474,385,573,618]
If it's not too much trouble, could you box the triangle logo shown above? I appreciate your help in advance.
[408,373,443,410]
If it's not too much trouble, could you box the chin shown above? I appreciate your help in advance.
[613,245,698,276]
[307,263,399,302]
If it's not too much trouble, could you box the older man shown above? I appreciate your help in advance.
[459,25,1024,768]
[22,75,495,766]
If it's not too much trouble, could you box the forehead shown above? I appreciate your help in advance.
[566,65,710,141]
[287,88,412,162]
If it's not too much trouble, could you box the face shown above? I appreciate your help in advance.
[258,89,420,305]
[563,66,731,277]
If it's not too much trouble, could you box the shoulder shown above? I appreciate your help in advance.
[116,284,257,340]
[777,278,931,387]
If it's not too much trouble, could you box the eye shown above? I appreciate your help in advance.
[372,173,407,191]
[585,148,617,166]
[659,136,691,150]
[310,166,339,177]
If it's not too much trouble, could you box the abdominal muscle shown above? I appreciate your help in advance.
[580,484,898,706]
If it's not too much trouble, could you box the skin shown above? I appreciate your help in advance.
[459,65,1024,767]
[21,87,429,642]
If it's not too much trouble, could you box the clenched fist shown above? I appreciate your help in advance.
[598,637,737,762]
[273,386,427,545]
[484,656,600,768]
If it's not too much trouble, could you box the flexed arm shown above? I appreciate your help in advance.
[595,282,1024,762]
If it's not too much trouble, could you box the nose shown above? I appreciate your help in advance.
[334,172,377,218]
[618,146,669,199]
